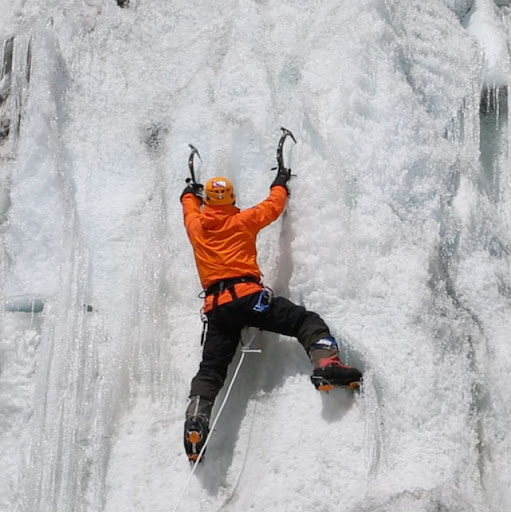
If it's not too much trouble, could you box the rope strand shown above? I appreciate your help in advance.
[172,350,248,512]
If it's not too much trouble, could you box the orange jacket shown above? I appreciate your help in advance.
[182,185,288,311]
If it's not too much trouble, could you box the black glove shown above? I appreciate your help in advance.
[181,179,204,201]
[270,168,291,193]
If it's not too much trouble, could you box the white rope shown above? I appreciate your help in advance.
[214,398,258,512]
[171,350,248,512]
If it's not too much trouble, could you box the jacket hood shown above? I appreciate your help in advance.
[200,204,240,230]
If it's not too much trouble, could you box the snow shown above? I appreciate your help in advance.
[0,0,510,511]
[465,0,511,86]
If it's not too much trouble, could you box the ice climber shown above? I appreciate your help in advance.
[180,168,363,462]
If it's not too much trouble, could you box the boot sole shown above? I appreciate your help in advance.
[185,425,207,463]
[187,430,202,444]
[311,376,360,392]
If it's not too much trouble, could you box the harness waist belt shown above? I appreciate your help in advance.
[204,275,260,296]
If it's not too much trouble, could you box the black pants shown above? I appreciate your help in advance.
[189,292,332,401]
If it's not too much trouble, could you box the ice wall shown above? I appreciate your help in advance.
[0,1,510,511]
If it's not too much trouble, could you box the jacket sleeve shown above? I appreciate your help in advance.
[181,193,202,238]
[237,185,288,233]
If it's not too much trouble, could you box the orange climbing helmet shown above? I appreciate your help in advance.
[204,177,236,206]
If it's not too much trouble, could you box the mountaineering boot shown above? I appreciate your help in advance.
[184,395,213,463]
[309,337,362,391]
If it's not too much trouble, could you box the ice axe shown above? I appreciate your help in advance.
[272,127,297,177]
[187,144,202,185]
